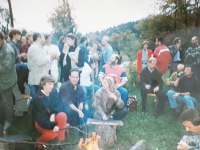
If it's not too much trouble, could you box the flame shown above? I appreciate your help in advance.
[78,132,101,150]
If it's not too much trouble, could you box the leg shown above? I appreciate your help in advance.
[117,87,128,106]
[182,96,198,109]
[140,87,153,111]
[35,122,57,148]
[1,87,14,123]
[167,90,179,109]
[55,112,67,141]
[155,90,167,114]
[112,107,128,120]
[64,105,79,126]
[81,86,89,103]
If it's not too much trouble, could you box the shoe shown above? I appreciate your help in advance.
[58,145,66,150]
[3,122,11,130]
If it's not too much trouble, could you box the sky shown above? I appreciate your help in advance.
[0,0,158,34]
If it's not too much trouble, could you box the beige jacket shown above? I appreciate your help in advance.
[93,88,124,119]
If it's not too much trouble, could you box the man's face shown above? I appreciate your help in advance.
[184,67,193,76]
[177,40,181,48]
[191,37,197,48]
[183,121,200,135]
[155,39,159,47]
[101,38,106,46]
[14,34,21,41]
[143,43,148,50]
[46,36,52,44]
[69,71,79,86]
[148,60,157,70]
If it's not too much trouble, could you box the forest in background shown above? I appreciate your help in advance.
[1,0,200,62]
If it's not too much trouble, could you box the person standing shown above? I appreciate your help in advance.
[137,40,153,74]
[0,31,17,130]
[153,36,172,74]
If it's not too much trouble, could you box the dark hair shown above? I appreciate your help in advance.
[59,36,65,44]
[0,31,5,40]
[80,36,87,44]
[8,29,21,40]
[33,32,41,42]
[44,34,51,40]
[92,41,102,52]
[180,109,200,126]
[66,33,77,47]
[185,65,195,73]
[173,37,181,45]
[69,68,79,76]
[115,54,121,65]
[156,36,164,44]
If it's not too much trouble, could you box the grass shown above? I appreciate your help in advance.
[5,72,191,150]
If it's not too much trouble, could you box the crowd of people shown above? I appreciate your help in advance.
[0,29,128,149]
[0,28,200,149]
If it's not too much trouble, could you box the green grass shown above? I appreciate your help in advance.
[6,71,191,150]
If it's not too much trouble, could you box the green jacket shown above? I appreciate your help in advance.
[0,40,17,91]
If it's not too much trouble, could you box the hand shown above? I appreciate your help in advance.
[145,84,151,89]
[115,84,121,89]
[78,103,83,110]
[53,126,59,132]
[50,114,55,122]
[107,91,117,101]
[49,53,56,60]
[84,103,89,110]
[18,53,27,58]
[153,86,159,92]
[102,114,108,120]
[78,110,84,118]
[173,93,180,98]
[177,141,189,150]
[22,94,30,99]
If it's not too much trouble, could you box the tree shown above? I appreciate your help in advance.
[7,0,14,27]
[0,7,11,35]
[48,0,77,37]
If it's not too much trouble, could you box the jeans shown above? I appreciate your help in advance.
[112,107,128,120]
[63,105,92,126]
[167,90,198,109]
[117,87,128,106]
[82,84,100,102]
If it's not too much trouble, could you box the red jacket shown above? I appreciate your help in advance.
[153,44,172,74]
[137,49,153,74]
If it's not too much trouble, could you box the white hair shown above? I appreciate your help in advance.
[102,35,110,42]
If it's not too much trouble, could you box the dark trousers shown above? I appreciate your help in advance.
[112,107,128,120]
[0,87,14,122]
[63,105,92,126]
[0,105,5,137]
[141,87,167,114]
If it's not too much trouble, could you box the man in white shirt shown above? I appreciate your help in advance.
[80,62,100,106]
[43,34,60,82]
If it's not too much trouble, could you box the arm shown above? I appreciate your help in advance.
[116,71,128,88]
[114,91,124,109]
[93,93,106,117]
[98,67,105,85]
[0,51,15,74]
[166,72,177,86]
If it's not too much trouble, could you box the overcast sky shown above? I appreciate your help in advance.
[0,0,157,34]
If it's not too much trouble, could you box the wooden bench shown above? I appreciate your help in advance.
[0,134,32,150]
[147,93,159,106]
[87,118,124,147]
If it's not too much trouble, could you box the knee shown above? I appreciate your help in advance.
[56,112,67,121]
[122,107,128,115]
[183,95,192,101]
[45,132,57,141]
[167,90,175,97]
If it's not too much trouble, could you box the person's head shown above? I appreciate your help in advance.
[45,34,51,45]
[110,54,120,66]
[39,75,55,94]
[0,31,5,47]
[33,32,45,46]
[66,33,77,47]
[26,32,33,44]
[102,76,116,92]
[69,68,79,86]
[184,65,194,77]
[92,41,98,50]
[102,35,110,46]
[191,36,199,48]
[142,40,149,50]
[180,109,200,135]
[173,37,181,48]
[177,64,185,73]
[8,29,21,42]
[21,36,26,43]
[147,57,157,70]
[80,36,88,46]
[59,36,65,45]
[155,36,164,46]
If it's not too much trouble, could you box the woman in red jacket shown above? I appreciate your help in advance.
[137,41,153,74]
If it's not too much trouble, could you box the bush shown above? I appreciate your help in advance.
[126,60,139,87]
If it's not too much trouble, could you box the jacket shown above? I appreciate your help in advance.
[137,49,153,74]
[0,40,17,91]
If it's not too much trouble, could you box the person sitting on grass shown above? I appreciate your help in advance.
[93,76,128,120]
[32,75,67,150]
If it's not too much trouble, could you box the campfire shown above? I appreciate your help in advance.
[78,132,101,150]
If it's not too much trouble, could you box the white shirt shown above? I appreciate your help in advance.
[43,44,60,70]
[80,62,92,86]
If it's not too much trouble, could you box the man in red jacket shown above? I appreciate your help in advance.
[154,37,172,74]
